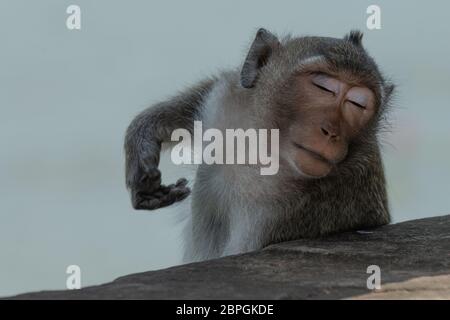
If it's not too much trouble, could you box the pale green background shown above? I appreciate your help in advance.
[1,0,449,296]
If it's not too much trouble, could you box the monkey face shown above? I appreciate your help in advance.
[283,71,376,179]
[240,29,393,179]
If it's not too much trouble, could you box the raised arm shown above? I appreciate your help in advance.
[124,78,215,210]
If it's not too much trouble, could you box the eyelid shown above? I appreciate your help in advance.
[348,100,366,109]
[312,82,334,93]
[346,90,370,109]
[311,74,338,94]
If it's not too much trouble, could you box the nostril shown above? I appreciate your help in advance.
[321,127,329,136]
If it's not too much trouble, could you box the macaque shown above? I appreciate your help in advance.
[125,29,394,262]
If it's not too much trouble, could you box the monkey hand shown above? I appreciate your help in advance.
[128,153,191,210]
[132,173,190,210]
[125,122,191,210]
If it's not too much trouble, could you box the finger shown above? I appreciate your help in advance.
[138,192,179,209]
[136,197,163,210]
[132,181,191,210]
[166,185,191,201]
[132,190,157,210]
[175,178,189,187]
[142,187,190,209]
[158,178,188,194]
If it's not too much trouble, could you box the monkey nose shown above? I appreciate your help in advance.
[320,126,339,141]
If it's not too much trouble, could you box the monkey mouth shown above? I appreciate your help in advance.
[292,142,335,166]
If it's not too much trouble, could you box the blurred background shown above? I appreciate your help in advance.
[1,0,449,296]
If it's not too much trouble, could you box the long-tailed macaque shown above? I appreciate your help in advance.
[125,29,395,262]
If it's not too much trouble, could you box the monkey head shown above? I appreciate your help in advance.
[240,29,394,179]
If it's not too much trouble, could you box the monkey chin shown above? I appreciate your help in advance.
[292,147,334,179]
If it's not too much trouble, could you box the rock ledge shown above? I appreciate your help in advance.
[9,215,450,299]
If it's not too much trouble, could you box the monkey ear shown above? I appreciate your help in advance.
[240,28,280,88]
[344,30,364,46]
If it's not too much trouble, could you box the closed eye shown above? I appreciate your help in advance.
[312,82,334,94]
[348,100,366,109]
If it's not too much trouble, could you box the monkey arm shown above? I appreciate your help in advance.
[124,78,215,210]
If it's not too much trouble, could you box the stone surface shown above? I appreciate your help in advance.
[8,215,450,300]
[350,274,450,299]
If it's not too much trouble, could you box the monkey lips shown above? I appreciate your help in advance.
[291,142,339,178]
